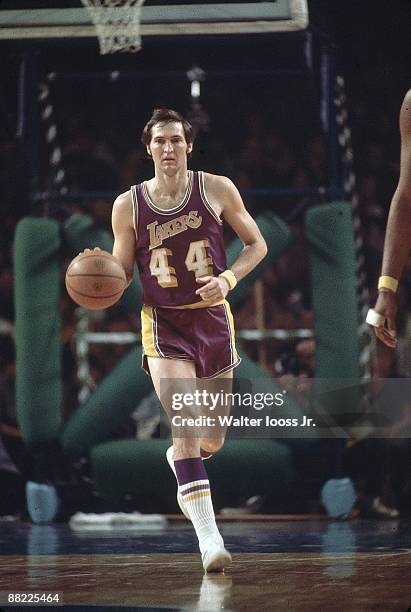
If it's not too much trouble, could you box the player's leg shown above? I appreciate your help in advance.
[194,368,234,570]
[147,356,231,571]
[193,301,239,458]
[199,368,233,458]
[147,356,200,458]
[147,355,198,518]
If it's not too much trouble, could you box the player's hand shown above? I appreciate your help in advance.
[195,275,229,301]
[370,291,398,348]
[78,247,102,256]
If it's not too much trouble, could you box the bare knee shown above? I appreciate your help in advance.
[173,437,200,460]
[200,437,225,455]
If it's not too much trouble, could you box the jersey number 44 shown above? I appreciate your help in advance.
[149,239,213,288]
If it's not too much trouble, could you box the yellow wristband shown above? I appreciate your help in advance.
[219,269,238,291]
[378,275,398,293]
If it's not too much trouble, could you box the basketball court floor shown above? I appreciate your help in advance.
[0,517,410,611]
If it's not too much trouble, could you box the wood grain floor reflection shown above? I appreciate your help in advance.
[0,551,410,610]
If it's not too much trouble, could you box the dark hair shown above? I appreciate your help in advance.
[141,108,194,146]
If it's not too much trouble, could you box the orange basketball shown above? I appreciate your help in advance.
[65,249,126,310]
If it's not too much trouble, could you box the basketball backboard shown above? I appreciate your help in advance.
[0,1,308,40]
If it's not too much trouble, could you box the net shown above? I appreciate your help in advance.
[80,0,146,55]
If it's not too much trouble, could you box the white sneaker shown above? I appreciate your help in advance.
[372,497,400,518]
[166,446,190,520]
[202,540,232,573]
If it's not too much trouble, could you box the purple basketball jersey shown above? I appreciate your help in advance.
[131,171,227,307]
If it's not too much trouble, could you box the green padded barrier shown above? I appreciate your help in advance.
[235,352,318,447]
[14,218,63,446]
[206,439,293,509]
[61,346,152,458]
[227,212,292,307]
[305,202,359,423]
[90,438,293,512]
[63,213,142,312]
[91,439,176,511]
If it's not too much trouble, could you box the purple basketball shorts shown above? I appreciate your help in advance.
[141,300,241,379]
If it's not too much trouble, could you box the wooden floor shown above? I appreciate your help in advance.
[0,518,410,611]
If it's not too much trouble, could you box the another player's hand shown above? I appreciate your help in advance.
[371,291,398,348]
[195,275,229,301]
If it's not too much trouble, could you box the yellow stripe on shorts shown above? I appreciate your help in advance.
[223,300,238,362]
[141,305,159,357]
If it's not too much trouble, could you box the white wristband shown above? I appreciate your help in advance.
[366,308,385,328]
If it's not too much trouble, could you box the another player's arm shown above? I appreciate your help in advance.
[195,174,267,301]
[372,91,411,347]
[111,190,136,287]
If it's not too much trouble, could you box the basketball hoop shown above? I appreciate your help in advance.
[80,0,146,55]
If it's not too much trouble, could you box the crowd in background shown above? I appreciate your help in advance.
[1,34,410,517]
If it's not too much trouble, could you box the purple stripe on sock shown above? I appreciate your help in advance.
[181,483,210,496]
[200,448,213,460]
[174,457,208,486]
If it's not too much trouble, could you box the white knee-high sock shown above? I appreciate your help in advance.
[174,456,223,553]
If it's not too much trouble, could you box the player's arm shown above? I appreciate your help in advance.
[195,174,267,301]
[370,91,411,347]
[380,91,411,280]
[218,176,267,281]
[111,190,136,287]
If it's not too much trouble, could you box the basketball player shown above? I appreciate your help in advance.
[366,90,411,346]
[111,109,267,571]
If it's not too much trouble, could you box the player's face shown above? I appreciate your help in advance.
[148,122,193,173]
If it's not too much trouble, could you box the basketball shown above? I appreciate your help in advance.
[65,249,127,310]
